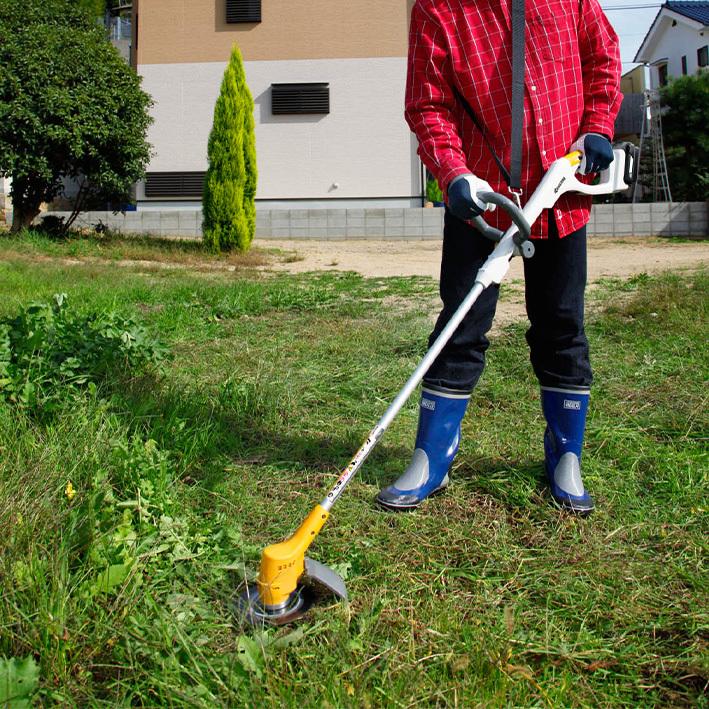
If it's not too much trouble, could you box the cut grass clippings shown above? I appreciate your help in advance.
[0,234,706,707]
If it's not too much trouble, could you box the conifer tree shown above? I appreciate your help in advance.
[202,45,257,252]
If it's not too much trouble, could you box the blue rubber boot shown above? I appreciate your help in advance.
[376,386,470,510]
[541,386,595,515]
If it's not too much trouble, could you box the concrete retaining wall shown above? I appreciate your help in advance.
[588,202,707,238]
[41,202,708,240]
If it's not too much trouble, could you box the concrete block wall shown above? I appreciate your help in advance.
[590,202,707,237]
[41,202,707,240]
[43,207,448,240]
[256,208,444,239]
[44,210,205,239]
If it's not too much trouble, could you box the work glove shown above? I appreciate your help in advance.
[571,133,614,175]
[446,174,496,221]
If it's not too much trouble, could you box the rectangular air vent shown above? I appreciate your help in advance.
[271,83,330,115]
[145,172,206,198]
[226,0,261,23]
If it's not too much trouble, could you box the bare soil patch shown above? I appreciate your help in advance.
[261,236,709,281]
[261,237,709,328]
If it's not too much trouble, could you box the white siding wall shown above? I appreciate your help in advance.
[138,57,420,206]
[646,19,708,88]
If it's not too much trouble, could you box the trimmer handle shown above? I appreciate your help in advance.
[620,142,640,187]
[580,141,639,187]
[473,191,534,257]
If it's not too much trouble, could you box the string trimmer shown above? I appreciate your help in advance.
[237,142,638,626]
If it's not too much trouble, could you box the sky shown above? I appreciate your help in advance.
[600,0,665,73]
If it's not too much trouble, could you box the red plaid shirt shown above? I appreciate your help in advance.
[405,0,622,238]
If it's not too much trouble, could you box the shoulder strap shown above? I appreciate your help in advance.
[509,0,526,192]
[453,0,526,192]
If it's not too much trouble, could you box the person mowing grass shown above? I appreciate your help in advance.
[377,0,622,515]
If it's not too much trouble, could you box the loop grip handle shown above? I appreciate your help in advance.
[472,191,532,246]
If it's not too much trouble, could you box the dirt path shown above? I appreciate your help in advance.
[260,236,708,329]
[260,236,709,281]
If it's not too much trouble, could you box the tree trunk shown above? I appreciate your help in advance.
[9,174,43,233]
[10,204,41,233]
[63,179,87,233]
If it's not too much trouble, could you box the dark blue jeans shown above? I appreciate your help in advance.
[423,210,592,392]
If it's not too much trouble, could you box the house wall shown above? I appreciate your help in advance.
[137,56,419,205]
[614,93,644,138]
[643,15,708,88]
[134,0,410,64]
[620,66,646,94]
[0,178,11,226]
[135,0,419,207]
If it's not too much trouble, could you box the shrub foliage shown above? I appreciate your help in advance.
[0,0,153,232]
[660,72,709,201]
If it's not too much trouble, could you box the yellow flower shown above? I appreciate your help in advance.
[65,481,76,501]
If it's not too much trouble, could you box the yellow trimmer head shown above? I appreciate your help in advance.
[237,505,348,626]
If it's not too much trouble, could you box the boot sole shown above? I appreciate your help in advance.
[375,484,448,512]
[552,495,595,517]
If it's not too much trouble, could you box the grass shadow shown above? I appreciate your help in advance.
[36,361,552,521]
[111,378,411,492]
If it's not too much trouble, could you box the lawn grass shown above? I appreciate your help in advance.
[0,234,707,706]
[0,228,274,270]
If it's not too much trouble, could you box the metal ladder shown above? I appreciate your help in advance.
[633,90,672,203]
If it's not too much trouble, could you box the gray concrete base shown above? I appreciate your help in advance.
[588,202,707,238]
[38,202,708,240]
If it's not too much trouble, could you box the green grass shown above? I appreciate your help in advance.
[0,227,272,269]
[0,235,707,706]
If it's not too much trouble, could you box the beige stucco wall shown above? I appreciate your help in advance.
[620,66,646,94]
[136,0,411,65]
[0,178,11,226]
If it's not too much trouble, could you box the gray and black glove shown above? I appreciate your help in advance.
[571,133,614,175]
[446,174,497,221]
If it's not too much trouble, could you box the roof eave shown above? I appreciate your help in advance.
[634,6,707,63]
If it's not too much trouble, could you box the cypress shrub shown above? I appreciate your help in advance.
[202,45,257,252]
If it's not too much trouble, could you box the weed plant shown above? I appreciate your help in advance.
[0,248,706,706]
[0,294,166,414]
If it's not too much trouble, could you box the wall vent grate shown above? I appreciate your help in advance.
[271,83,330,115]
[145,172,206,197]
[226,0,261,23]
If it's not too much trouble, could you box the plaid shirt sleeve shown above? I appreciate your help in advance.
[404,4,471,194]
[577,0,623,139]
